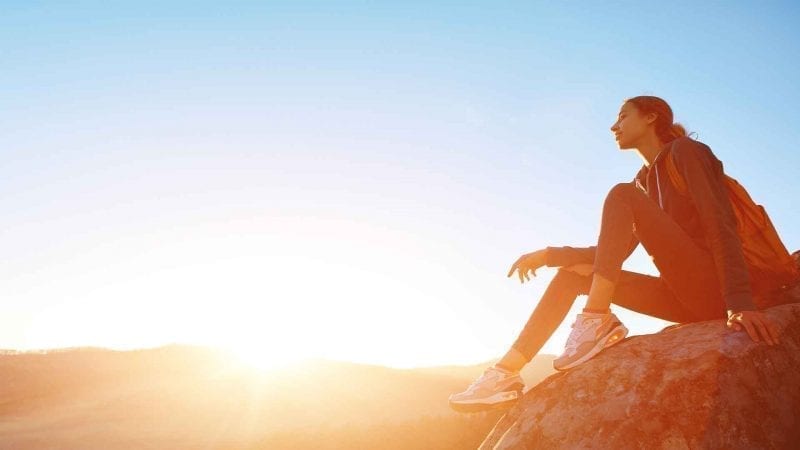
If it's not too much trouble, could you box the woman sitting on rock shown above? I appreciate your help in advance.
[449,95,794,413]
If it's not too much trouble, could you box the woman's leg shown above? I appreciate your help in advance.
[506,267,697,367]
[503,268,591,366]
[504,182,727,370]
[587,182,726,320]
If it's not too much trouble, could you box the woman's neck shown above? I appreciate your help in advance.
[636,135,668,167]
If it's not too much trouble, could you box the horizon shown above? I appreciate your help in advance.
[2,2,799,371]
[0,342,560,371]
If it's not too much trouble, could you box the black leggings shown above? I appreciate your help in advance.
[511,182,727,361]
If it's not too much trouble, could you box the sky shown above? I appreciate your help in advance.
[2,1,799,369]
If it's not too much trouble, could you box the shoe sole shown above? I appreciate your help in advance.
[448,383,524,413]
[553,324,628,371]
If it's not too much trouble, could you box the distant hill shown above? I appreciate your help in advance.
[0,345,557,449]
[408,354,557,391]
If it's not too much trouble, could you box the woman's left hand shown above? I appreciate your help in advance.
[726,309,781,345]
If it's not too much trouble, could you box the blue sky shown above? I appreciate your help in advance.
[1,1,799,368]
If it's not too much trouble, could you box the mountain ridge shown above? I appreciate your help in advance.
[0,343,556,449]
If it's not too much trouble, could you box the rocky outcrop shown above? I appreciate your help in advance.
[480,302,800,450]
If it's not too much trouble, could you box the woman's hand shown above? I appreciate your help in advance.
[726,310,781,345]
[507,250,547,284]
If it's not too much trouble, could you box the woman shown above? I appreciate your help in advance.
[449,95,786,413]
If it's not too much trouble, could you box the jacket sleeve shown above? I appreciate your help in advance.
[545,236,640,269]
[544,245,597,267]
[670,138,755,313]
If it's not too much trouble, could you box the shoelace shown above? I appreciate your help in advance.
[466,368,501,392]
[564,316,597,350]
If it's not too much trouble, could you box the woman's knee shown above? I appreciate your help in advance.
[605,182,638,204]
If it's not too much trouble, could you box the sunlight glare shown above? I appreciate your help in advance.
[227,341,310,371]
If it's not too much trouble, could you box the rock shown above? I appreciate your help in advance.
[479,302,800,450]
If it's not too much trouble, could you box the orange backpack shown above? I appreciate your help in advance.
[664,151,800,306]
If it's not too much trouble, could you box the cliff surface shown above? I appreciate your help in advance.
[480,302,800,450]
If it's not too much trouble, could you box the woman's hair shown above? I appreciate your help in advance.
[623,95,698,143]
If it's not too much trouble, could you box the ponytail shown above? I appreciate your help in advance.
[624,96,698,144]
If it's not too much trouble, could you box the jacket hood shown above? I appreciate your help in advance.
[634,138,680,191]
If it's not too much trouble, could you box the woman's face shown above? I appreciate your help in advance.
[610,102,655,149]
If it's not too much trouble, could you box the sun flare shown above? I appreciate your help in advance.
[223,341,311,372]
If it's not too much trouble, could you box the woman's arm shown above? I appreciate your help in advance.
[544,245,597,267]
[545,229,640,268]
[670,138,756,313]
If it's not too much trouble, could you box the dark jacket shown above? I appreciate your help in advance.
[544,136,755,313]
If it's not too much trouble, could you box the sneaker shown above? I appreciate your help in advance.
[448,365,525,413]
[553,311,628,371]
